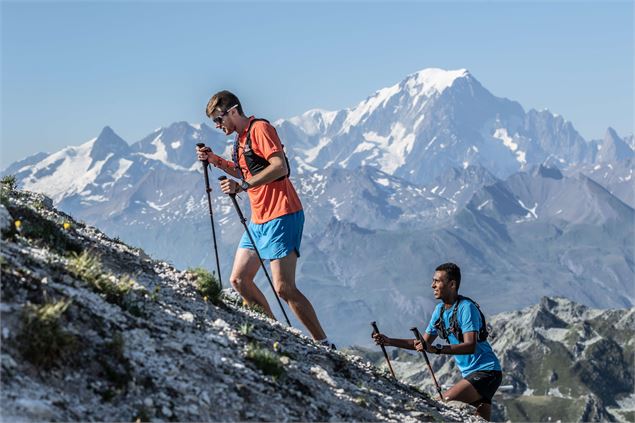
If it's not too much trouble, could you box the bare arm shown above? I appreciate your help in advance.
[195,146,241,179]
[243,152,287,187]
[420,331,477,355]
[372,333,417,350]
[219,153,287,194]
[213,156,241,179]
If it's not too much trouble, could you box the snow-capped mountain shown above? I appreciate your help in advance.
[277,68,598,184]
[3,68,633,347]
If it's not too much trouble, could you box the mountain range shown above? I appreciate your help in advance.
[3,67,633,347]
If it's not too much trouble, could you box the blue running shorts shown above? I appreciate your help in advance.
[239,210,304,260]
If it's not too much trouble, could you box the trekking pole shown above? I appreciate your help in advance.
[410,326,444,401]
[370,321,397,379]
[218,176,292,326]
[196,143,223,288]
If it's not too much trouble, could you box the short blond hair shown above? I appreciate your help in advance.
[206,90,243,117]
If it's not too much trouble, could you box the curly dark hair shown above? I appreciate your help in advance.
[435,262,461,290]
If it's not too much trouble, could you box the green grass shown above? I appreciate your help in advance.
[188,267,222,305]
[1,175,17,191]
[67,251,134,306]
[17,299,77,368]
[245,342,285,379]
[502,395,587,422]
[523,341,585,398]
[5,202,83,254]
[239,322,254,336]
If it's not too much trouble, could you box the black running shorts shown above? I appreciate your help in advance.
[465,370,503,404]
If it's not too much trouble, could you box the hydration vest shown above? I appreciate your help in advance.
[234,118,290,182]
[433,295,490,343]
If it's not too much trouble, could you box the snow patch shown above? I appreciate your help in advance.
[548,387,566,398]
[171,140,182,149]
[112,158,133,181]
[535,327,569,342]
[518,199,538,219]
[304,137,332,163]
[493,128,527,165]
[477,200,490,210]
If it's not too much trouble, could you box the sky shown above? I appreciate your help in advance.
[1,0,633,169]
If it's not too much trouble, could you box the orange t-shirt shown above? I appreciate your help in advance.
[235,117,303,224]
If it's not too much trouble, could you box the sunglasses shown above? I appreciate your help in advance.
[212,104,238,125]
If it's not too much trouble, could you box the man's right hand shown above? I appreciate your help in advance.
[196,145,219,166]
[414,339,430,352]
[372,332,390,347]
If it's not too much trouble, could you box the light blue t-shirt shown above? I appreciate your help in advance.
[425,298,501,377]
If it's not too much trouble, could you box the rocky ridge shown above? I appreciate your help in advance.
[0,184,482,422]
[353,297,635,422]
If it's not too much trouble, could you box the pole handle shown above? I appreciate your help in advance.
[410,327,425,347]
[197,144,211,192]
[371,321,379,334]
[370,321,397,379]
[196,143,210,161]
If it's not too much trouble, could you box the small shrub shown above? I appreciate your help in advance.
[354,396,368,407]
[17,299,76,368]
[239,322,254,336]
[150,286,160,302]
[68,251,133,306]
[245,342,285,379]
[68,250,104,285]
[1,175,17,191]
[188,267,222,305]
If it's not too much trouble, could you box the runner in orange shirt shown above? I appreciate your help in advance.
[196,90,332,347]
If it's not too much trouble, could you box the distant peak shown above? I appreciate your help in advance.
[98,126,116,137]
[604,127,620,140]
[403,68,472,96]
[91,126,129,162]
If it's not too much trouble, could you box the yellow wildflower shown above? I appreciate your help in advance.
[14,220,22,230]
[63,222,71,230]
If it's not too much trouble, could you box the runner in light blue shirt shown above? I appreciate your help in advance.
[372,263,503,421]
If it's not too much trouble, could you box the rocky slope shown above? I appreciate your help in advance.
[352,297,635,422]
[0,184,482,422]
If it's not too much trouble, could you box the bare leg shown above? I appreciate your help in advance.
[229,248,274,319]
[443,379,491,420]
[270,252,327,340]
